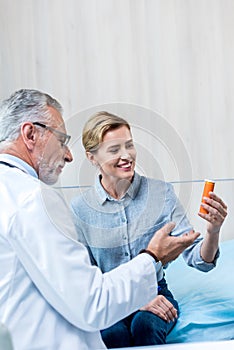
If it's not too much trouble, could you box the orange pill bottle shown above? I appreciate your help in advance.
[199,179,215,214]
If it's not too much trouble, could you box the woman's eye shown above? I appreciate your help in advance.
[109,148,119,154]
[126,143,134,149]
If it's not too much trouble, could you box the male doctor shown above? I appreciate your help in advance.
[0,89,200,350]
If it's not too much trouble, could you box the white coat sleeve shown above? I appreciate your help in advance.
[7,186,157,332]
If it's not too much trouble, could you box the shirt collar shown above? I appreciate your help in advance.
[0,154,38,178]
[95,172,141,205]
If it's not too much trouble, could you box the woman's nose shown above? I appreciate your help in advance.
[120,153,131,160]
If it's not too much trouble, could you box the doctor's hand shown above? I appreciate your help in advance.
[146,222,200,266]
[140,295,178,323]
[198,192,227,235]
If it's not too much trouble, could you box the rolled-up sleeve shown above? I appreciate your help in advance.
[167,183,219,272]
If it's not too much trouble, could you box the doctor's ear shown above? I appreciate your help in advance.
[86,151,98,167]
[21,122,37,150]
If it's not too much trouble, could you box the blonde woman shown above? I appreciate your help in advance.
[71,111,227,348]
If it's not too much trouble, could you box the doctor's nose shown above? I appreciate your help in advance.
[64,146,73,163]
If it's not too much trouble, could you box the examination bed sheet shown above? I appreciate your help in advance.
[165,239,234,343]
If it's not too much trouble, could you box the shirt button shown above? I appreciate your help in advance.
[125,252,129,256]
[123,236,127,240]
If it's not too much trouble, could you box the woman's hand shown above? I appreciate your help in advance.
[199,192,227,235]
[199,192,227,263]
[140,295,178,323]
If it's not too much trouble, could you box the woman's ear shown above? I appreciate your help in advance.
[21,122,37,150]
[86,151,98,167]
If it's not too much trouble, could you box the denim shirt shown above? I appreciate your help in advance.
[71,172,218,275]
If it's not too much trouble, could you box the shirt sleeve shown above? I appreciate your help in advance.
[7,186,158,332]
[71,198,98,265]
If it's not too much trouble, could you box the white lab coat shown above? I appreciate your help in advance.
[0,155,158,350]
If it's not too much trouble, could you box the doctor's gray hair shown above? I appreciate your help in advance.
[0,89,63,144]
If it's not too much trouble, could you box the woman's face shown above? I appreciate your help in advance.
[89,125,136,182]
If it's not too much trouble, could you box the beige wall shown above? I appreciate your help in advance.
[0,0,233,239]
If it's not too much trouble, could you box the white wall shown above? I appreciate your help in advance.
[0,0,233,239]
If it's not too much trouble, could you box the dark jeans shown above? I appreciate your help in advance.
[101,277,179,348]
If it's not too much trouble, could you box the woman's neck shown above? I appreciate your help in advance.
[100,176,132,200]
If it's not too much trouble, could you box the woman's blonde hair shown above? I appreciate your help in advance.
[82,111,131,152]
